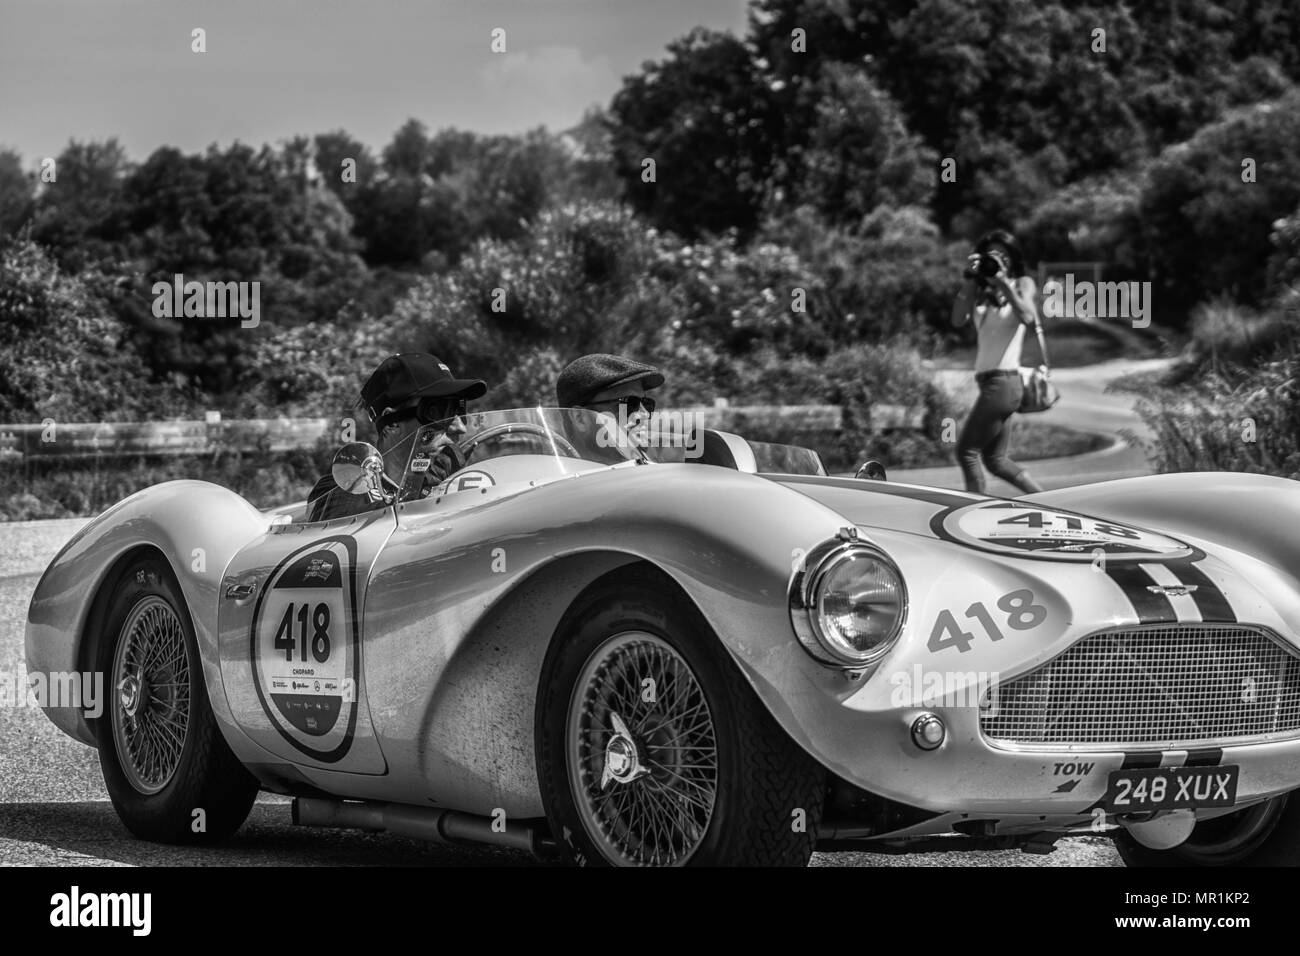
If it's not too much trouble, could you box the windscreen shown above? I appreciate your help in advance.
[399,406,644,501]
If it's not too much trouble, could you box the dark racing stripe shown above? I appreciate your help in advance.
[1086,752,1166,809]
[1184,747,1223,767]
[1105,564,1178,624]
[1120,752,1164,770]
[1166,560,1237,623]
[776,475,975,508]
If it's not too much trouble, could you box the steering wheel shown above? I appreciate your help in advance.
[458,422,581,462]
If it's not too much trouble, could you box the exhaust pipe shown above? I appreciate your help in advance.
[293,797,553,857]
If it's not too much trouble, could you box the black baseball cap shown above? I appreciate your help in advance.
[556,354,664,408]
[358,353,487,422]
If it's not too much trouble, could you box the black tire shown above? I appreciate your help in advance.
[93,555,258,843]
[1115,793,1300,866]
[536,568,825,866]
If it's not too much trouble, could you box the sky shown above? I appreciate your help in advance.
[0,0,751,164]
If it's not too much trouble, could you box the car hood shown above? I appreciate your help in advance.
[768,474,1198,565]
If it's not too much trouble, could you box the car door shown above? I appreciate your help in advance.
[217,506,394,774]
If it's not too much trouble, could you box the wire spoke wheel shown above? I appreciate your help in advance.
[110,595,191,795]
[567,632,718,865]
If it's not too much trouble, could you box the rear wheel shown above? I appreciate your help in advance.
[537,569,825,866]
[1115,794,1300,866]
[94,556,258,843]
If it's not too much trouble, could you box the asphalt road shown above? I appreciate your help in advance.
[891,357,1172,493]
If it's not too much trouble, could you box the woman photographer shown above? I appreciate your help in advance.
[950,229,1044,495]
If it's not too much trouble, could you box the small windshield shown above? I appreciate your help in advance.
[747,441,827,476]
[399,406,644,501]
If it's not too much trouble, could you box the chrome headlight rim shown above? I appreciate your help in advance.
[789,538,908,668]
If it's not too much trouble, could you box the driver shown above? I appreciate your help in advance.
[306,353,487,522]
[555,354,664,454]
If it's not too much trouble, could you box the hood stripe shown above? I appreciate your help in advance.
[1139,563,1202,622]
[1120,751,1165,769]
[1166,559,1237,623]
[775,476,975,508]
[1184,747,1224,767]
[1104,564,1178,623]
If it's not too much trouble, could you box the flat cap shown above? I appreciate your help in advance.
[556,354,664,408]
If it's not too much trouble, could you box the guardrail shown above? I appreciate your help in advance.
[0,403,925,462]
[0,418,334,461]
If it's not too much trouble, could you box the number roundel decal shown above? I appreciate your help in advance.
[931,501,1194,562]
[250,537,359,761]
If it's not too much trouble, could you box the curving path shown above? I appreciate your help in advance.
[889,357,1174,493]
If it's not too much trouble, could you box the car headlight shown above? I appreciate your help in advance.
[790,541,907,667]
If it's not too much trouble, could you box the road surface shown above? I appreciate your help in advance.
[891,357,1171,493]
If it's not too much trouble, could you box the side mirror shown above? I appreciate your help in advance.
[332,442,393,502]
[855,459,887,481]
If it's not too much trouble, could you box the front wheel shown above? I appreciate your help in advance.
[94,556,259,843]
[537,569,826,866]
[1115,794,1300,866]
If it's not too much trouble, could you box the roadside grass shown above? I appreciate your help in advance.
[1013,421,1113,460]
[862,421,1111,471]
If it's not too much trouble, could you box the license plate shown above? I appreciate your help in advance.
[1102,766,1238,812]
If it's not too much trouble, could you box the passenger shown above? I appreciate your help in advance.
[555,354,664,455]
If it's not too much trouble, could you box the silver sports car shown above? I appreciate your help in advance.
[25,406,1300,865]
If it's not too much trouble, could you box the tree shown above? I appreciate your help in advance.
[796,64,937,227]
[608,28,780,239]
[1138,92,1300,321]
[29,138,132,272]
[0,236,151,423]
[0,150,34,238]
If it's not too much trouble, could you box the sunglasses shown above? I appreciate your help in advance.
[590,395,656,415]
[374,398,467,433]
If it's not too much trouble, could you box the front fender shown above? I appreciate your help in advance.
[25,480,269,747]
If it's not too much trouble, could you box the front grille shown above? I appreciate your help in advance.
[981,624,1300,748]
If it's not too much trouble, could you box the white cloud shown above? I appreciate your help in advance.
[478,45,617,132]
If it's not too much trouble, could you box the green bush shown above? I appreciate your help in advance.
[1136,296,1300,478]
[0,442,332,520]
[0,236,154,424]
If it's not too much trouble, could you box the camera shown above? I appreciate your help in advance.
[964,251,1007,282]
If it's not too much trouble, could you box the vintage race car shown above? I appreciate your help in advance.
[24,406,1300,866]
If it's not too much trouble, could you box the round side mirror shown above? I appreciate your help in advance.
[855,459,887,481]
[332,442,385,496]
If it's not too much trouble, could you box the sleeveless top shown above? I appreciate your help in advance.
[973,298,1025,373]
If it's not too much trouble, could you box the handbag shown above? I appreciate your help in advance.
[1018,319,1060,413]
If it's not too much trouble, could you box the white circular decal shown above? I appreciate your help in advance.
[934,502,1194,561]
[250,538,358,760]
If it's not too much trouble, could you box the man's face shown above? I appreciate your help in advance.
[583,380,653,449]
[375,397,468,480]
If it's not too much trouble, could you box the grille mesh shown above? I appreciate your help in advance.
[981,625,1300,747]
